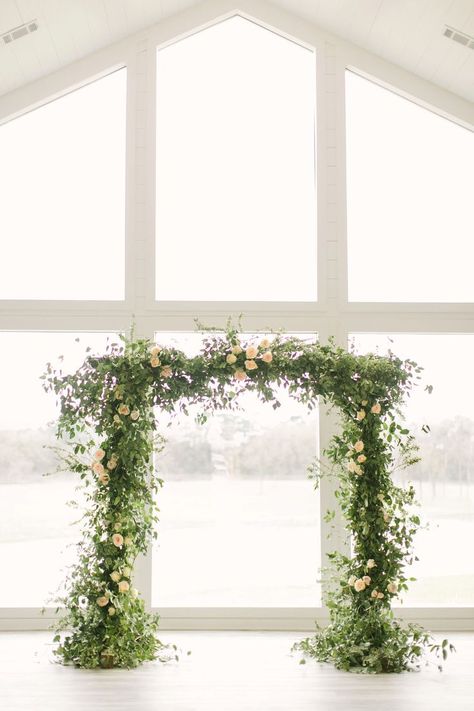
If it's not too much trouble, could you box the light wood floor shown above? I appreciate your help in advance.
[0,631,473,710]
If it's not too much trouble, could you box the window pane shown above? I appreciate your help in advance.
[346,71,474,302]
[351,334,474,606]
[155,17,317,301]
[0,70,126,300]
[152,333,320,606]
[0,332,114,607]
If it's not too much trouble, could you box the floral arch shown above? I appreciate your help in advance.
[44,325,449,671]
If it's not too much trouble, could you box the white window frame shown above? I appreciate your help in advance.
[0,0,473,632]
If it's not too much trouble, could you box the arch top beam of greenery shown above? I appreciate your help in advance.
[44,324,449,671]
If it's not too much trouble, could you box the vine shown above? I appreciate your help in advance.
[43,324,451,670]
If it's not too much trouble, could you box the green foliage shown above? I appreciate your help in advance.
[44,325,450,671]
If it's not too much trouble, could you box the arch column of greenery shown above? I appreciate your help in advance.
[44,326,448,671]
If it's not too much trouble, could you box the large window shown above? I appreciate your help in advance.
[351,334,474,606]
[155,16,317,301]
[346,70,474,302]
[0,70,126,300]
[152,334,320,607]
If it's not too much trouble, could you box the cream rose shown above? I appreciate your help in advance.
[113,415,121,425]
[97,596,109,607]
[231,345,242,355]
[377,592,384,599]
[94,449,106,461]
[361,400,368,406]
[131,587,138,599]
[118,580,130,593]
[108,606,116,616]
[383,511,391,523]
[260,338,271,349]
[348,575,356,586]
[371,589,378,599]
[245,345,258,359]
[92,461,105,476]
[367,559,376,569]
[362,575,371,586]
[347,460,357,473]
[245,359,258,371]
[355,465,362,475]
[124,536,132,546]
[107,459,117,471]
[150,357,161,368]
[161,365,172,378]
[122,566,131,578]
[354,579,366,592]
[130,410,140,421]
[98,471,110,485]
[234,369,247,381]
[354,441,364,452]
[150,345,161,356]
[110,571,121,583]
[261,351,273,364]
[118,404,130,416]
[357,454,367,463]
[226,354,237,365]
[114,522,121,531]
[112,533,124,547]
[371,402,382,414]
[114,387,123,400]
[387,582,398,594]
[356,410,366,421]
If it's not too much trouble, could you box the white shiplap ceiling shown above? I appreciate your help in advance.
[0,0,473,102]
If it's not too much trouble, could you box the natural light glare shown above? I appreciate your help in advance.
[152,332,321,606]
[155,16,317,301]
[351,334,474,605]
[346,71,474,302]
[0,332,114,606]
[0,71,126,300]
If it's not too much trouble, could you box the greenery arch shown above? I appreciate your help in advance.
[44,324,449,671]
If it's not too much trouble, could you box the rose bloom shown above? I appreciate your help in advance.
[362,575,371,586]
[347,460,357,473]
[131,587,138,599]
[112,533,124,547]
[357,454,367,463]
[122,566,131,578]
[94,449,106,461]
[118,404,130,416]
[234,369,247,382]
[130,410,140,421]
[348,575,356,586]
[226,354,237,365]
[231,345,242,355]
[107,459,117,471]
[260,338,271,349]
[261,351,273,364]
[108,607,116,616]
[377,592,384,599]
[354,464,362,476]
[356,410,366,421]
[150,345,161,357]
[367,559,376,569]
[110,571,121,583]
[361,400,368,406]
[114,522,121,531]
[98,471,110,485]
[354,441,364,452]
[92,461,105,476]
[371,402,382,414]
[118,580,130,593]
[124,536,133,546]
[354,579,366,592]
[150,357,161,368]
[97,596,109,607]
[245,345,258,359]
[387,582,398,594]
[161,365,172,378]
[371,589,379,599]
[245,359,258,371]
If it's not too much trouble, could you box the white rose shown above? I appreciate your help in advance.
[131,587,138,599]
[130,410,139,421]
[354,579,366,592]
[367,559,376,569]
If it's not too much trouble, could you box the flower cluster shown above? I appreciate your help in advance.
[225,338,273,381]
